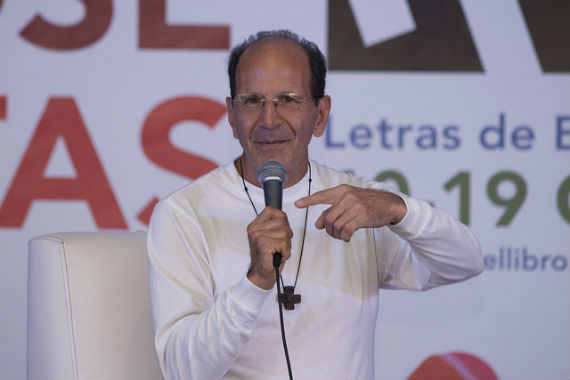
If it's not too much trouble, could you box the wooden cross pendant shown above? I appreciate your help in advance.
[279,286,301,310]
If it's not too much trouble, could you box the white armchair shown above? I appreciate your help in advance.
[27,231,163,380]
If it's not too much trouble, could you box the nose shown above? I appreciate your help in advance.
[259,100,282,128]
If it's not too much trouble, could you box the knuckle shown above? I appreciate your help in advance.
[362,211,373,224]
[248,230,259,243]
[333,220,344,233]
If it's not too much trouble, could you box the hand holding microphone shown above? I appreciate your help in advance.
[257,161,288,267]
[246,161,293,290]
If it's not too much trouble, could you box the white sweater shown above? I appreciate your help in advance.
[147,160,483,380]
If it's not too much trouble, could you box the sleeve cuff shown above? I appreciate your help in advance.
[228,275,273,314]
[389,194,431,240]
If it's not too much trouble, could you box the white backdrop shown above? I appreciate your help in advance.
[0,1,568,379]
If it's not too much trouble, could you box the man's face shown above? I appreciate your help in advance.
[226,39,330,186]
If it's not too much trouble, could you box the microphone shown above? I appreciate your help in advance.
[257,161,294,380]
[257,161,288,267]
[257,161,288,209]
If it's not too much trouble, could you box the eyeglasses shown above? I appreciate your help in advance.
[232,93,317,115]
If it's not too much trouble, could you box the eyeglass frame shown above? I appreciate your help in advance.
[231,92,321,114]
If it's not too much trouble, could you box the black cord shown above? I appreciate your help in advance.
[274,255,293,380]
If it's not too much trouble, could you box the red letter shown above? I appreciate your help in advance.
[0,96,6,121]
[139,0,229,49]
[138,97,226,225]
[20,0,112,50]
[141,96,226,179]
[0,97,127,228]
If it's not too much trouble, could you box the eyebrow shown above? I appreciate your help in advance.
[237,91,303,97]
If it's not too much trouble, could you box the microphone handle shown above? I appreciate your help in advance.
[262,179,284,268]
[273,252,282,268]
[263,180,283,210]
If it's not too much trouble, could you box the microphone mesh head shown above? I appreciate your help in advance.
[257,161,288,185]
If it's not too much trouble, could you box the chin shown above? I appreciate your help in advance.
[255,153,288,166]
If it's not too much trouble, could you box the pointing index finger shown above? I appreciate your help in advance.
[295,188,337,208]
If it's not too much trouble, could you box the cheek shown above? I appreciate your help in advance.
[295,114,319,142]
[231,116,255,141]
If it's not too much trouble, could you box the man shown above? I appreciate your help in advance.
[147,30,483,380]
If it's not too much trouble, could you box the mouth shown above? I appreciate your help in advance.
[254,139,290,147]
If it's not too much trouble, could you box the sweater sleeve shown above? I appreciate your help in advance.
[147,200,272,380]
[376,192,484,290]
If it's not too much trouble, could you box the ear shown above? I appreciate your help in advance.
[313,95,331,137]
[226,97,239,139]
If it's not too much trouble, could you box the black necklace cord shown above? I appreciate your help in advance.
[290,166,311,290]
